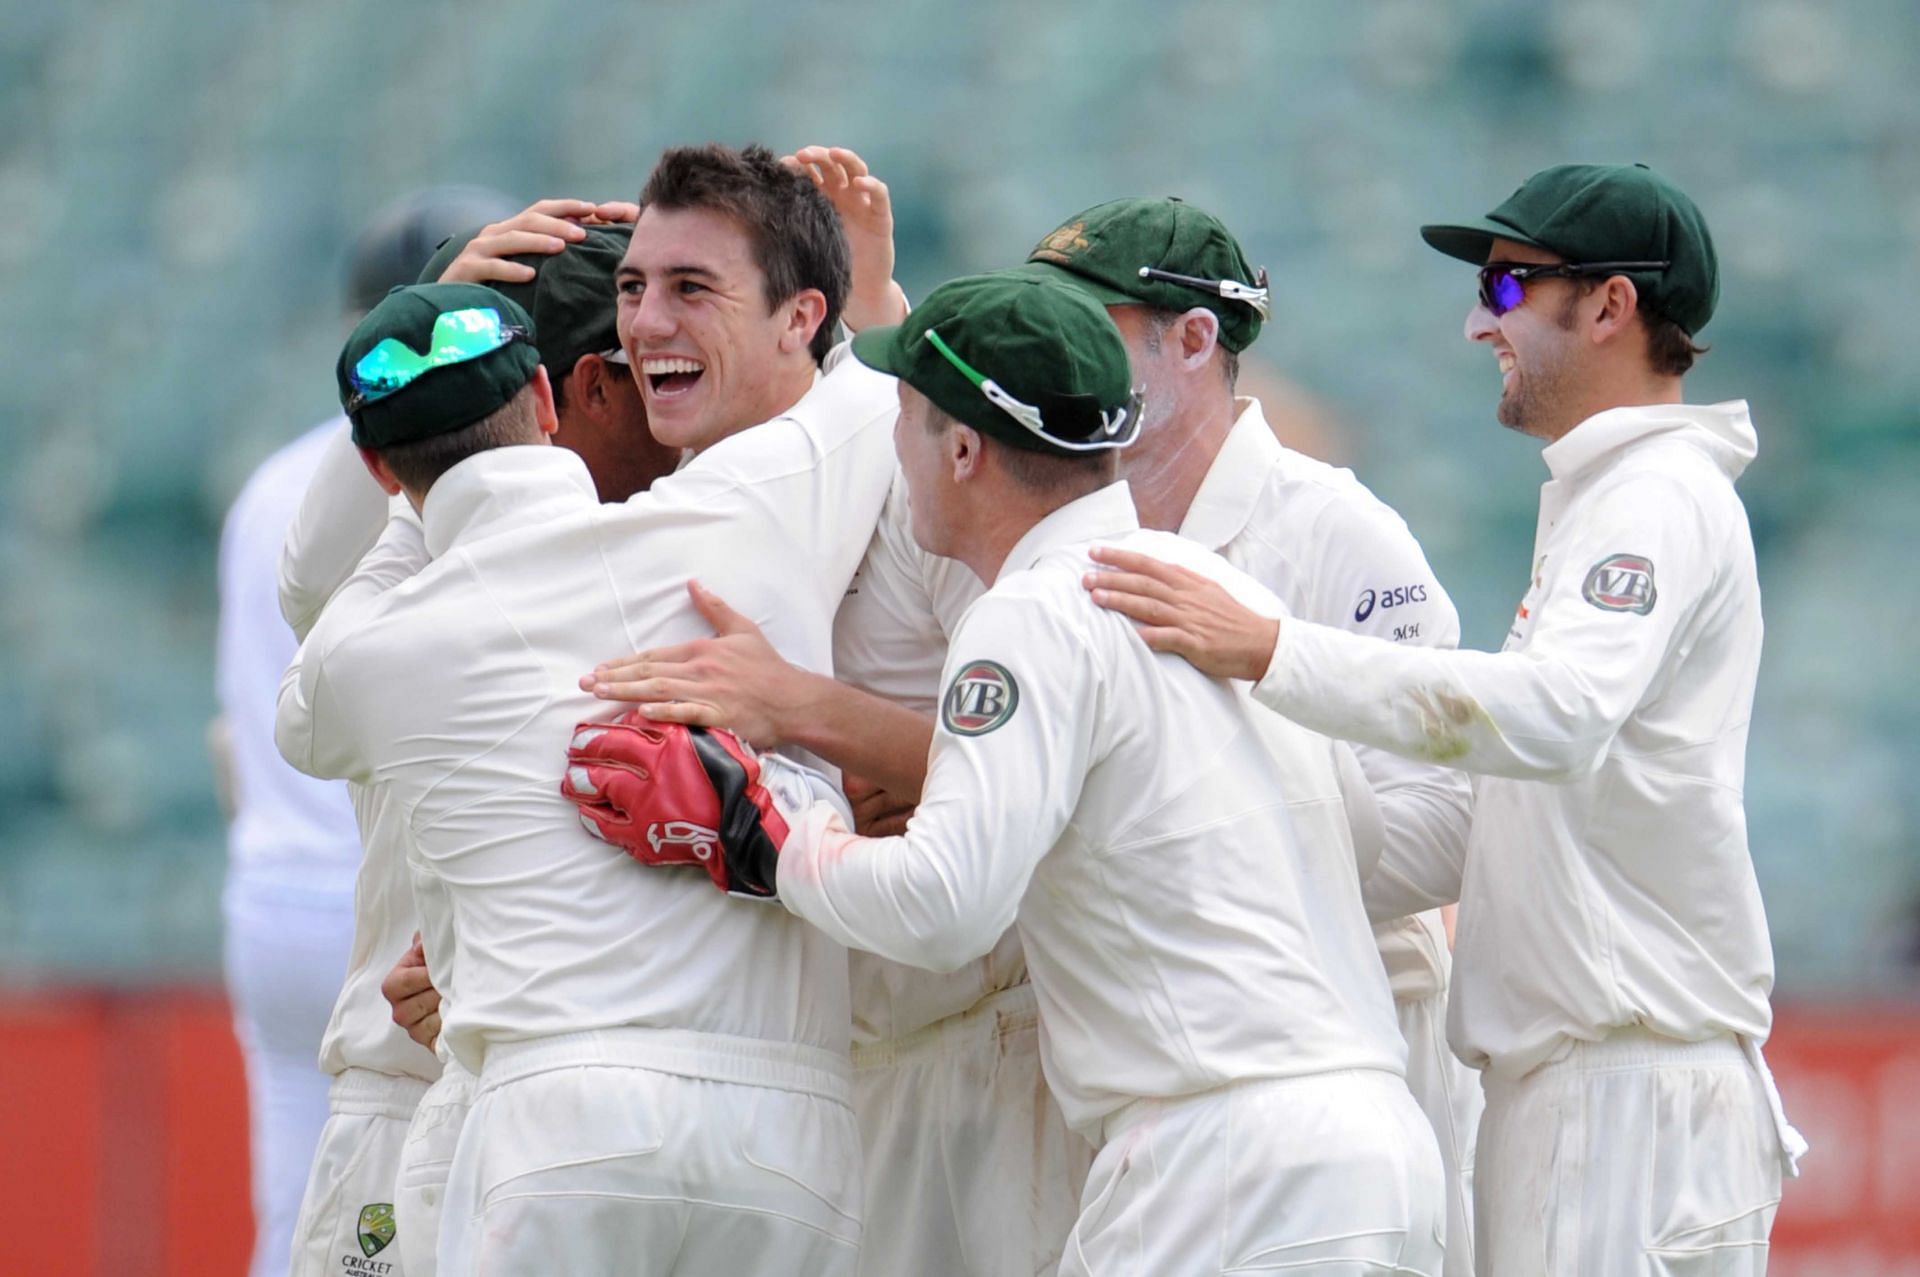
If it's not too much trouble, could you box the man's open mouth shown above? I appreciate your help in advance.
[642,357,705,398]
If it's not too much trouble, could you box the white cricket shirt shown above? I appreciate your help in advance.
[1180,398,1473,999]
[276,423,443,1081]
[1254,401,1776,1079]
[781,482,1406,1136]
[277,359,898,1073]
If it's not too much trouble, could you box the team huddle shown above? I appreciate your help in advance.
[257,142,1803,1276]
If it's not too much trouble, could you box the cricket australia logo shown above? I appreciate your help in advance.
[357,1202,396,1257]
[1582,553,1657,615]
[647,820,719,861]
[1031,220,1091,265]
[941,660,1020,736]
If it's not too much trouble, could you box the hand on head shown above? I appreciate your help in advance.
[783,145,907,331]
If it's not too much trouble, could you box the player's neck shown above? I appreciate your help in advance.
[1119,388,1237,533]
[950,486,1088,587]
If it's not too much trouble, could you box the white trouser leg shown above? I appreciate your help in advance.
[1063,1070,1446,1277]
[1475,1029,1787,1276]
[852,983,1093,1277]
[287,1070,430,1277]
[1396,988,1482,1277]
[224,880,354,1277]
[394,1058,476,1277]
[440,1028,862,1277]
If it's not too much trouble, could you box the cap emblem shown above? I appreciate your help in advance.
[1032,221,1091,265]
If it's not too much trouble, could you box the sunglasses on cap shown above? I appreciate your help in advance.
[923,328,1145,453]
[346,306,531,413]
[1477,260,1671,318]
[1137,265,1271,320]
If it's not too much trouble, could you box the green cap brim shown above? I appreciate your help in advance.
[1012,260,1144,308]
[850,324,906,376]
[1420,217,1551,265]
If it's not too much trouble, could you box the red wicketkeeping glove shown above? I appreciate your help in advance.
[561,712,790,898]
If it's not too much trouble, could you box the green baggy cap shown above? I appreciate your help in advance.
[418,223,631,380]
[336,282,540,448]
[1421,163,1720,334]
[1019,196,1268,352]
[851,271,1140,455]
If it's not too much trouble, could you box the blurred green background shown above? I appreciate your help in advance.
[0,0,1915,995]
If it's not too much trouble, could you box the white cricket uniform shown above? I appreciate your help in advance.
[1183,398,1481,1276]
[276,357,897,1275]
[393,1052,477,1277]
[276,431,444,1277]
[782,482,1445,1277]
[833,473,1092,1277]
[833,401,1483,1275]
[216,419,362,1277]
[1253,401,1806,1275]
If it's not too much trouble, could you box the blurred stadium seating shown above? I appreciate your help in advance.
[0,0,1915,1266]
[3,0,1911,993]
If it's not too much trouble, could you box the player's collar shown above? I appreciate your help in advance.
[1543,399,1756,484]
[998,480,1140,581]
[420,446,598,558]
[1179,396,1280,551]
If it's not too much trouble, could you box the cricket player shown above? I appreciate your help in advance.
[217,185,516,1277]
[275,206,676,1277]
[1083,163,1806,1274]
[278,143,900,1274]
[588,192,1481,1274]
[567,270,1447,1277]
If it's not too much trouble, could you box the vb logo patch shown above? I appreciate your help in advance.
[941,660,1020,736]
[1582,553,1657,615]
[357,1202,396,1258]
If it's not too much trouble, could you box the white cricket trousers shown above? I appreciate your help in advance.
[1064,1069,1446,1277]
[440,1027,863,1276]
[1397,987,1481,1277]
[224,878,353,1277]
[289,1068,430,1276]
[852,982,1093,1277]
[1475,1029,1793,1276]
[394,1057,477,1277]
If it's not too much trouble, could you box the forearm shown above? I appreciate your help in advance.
[777,672,934,799]
[1350,741,1471,920]
[1256,620,1615,780]
[776,802,1016,972]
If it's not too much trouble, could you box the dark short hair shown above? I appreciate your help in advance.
[1643,313,1708,377]
[923,400,1117,497]
[1143,308,1239,389]
[376,383,542,492]
[1561,277,1707,377]
[638,144,851,365]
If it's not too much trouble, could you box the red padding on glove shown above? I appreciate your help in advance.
[561,711,784,896]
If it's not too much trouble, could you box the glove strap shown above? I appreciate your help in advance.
[688,728,786,898]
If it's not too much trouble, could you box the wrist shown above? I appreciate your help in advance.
[843,280,907,333]
[764,667,835,751]
[1239,617,1281,681]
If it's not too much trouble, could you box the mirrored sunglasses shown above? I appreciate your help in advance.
[347,306,530,413]
[1476,260,1671,318]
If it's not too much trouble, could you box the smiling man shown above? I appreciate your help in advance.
[276,141,904,1275]
[619,146,859,452]
[1082,163,1807,1276]
[566,271,1446,1277]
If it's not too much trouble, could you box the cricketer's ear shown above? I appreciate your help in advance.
[947,420,984,485]
[356,445,405,496]
[529,365,560,439]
